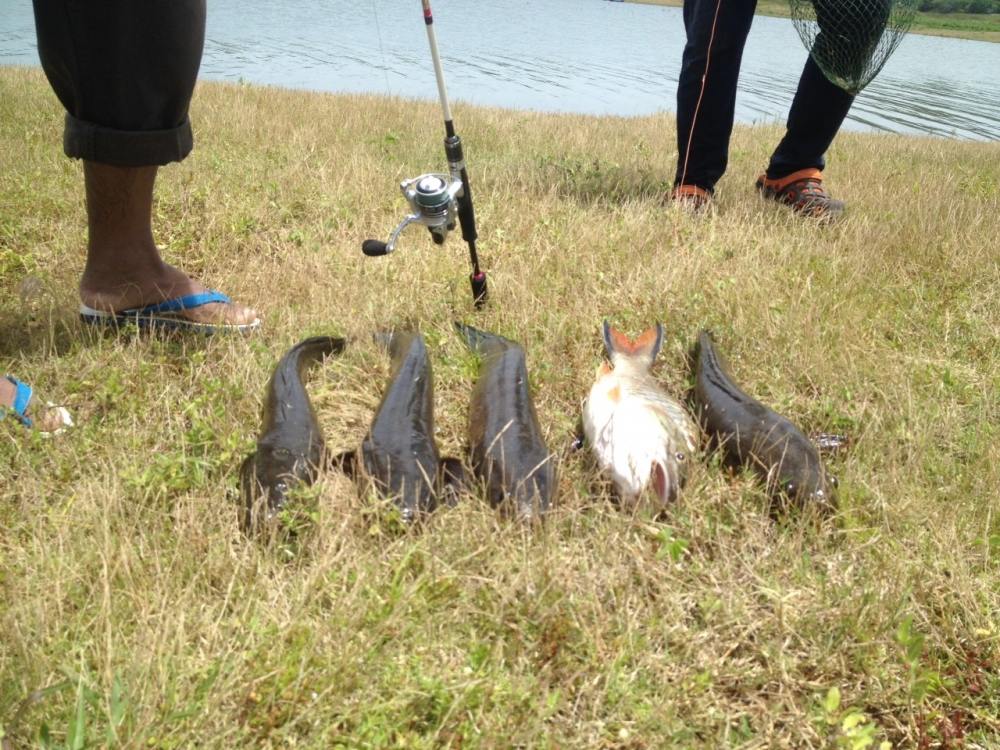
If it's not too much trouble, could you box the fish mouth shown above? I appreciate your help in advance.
[496,490,549,525]
[808,487,837,509]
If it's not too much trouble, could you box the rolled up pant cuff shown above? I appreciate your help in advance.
[63,112,194,166]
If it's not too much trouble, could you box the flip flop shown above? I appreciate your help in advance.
[1,375,74,435]
[79,290,260,334]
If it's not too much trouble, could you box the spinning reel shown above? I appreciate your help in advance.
[361,0,488,309]
[363,171,462,256]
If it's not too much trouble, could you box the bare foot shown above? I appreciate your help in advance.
[79,259,259,328]
[1,376,73,433]
[80,161,259,329]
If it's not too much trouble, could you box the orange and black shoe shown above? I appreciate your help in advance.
[669,184,713,213]
[755,168,845,220]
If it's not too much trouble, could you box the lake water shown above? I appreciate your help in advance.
[2,0,999,141]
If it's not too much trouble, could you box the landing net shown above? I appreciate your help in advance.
[789,0,918,94]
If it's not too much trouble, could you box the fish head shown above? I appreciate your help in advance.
[241,443,316,533]
[391,476,439,525]
[503,463,556,523]
[361,438,439,525]
[778,462,838,510]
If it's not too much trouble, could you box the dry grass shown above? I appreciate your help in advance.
[1,65,999,748]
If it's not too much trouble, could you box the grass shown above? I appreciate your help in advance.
[1,65,999,748]
[631,0,1000,43]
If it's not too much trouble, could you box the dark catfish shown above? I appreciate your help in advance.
[240,336,346,535]
[455,322,556,520]
[360,331,448,523]
[691,330,837,509]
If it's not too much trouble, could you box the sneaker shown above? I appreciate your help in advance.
[669,184,713,212]
[755,168,845,219]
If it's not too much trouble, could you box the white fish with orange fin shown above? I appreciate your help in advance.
[582,320,699,509]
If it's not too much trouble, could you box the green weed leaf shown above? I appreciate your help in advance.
[68,677,86,750]
[824,686,841,714]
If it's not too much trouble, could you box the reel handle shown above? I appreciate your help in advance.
[361,239,390,257]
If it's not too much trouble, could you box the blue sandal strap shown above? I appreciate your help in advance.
[2,375,34,427]
[126,290,232,315]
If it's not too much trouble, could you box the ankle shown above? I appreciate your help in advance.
[79,255,178,312]
[0,377,14,409]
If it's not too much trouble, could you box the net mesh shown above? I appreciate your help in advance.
[789,0,918,94]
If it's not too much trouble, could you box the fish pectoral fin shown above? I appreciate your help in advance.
[238,453,266,537]
[327,449,358,477]
[439,457,467,507]
[239,453,261,500]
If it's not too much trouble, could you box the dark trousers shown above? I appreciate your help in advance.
[674,0,856,192]
[32,0,206,167]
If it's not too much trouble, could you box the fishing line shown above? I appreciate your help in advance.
[677,0,723,192]
[361,0,488,309]
[370,0,391,94]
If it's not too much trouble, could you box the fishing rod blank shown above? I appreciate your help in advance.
[361,0,488,309]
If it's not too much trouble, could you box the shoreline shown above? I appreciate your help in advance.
[627,0,1000,43]
[1,63,993,143]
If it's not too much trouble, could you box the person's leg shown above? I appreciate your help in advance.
[764,57,854,179]
[78,162,257,326]
[31,0,257,327]
[764,0,890,179]
[755,0,885,218]
[674,0,758,194]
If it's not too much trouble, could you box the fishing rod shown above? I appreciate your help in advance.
[361,0,488,309]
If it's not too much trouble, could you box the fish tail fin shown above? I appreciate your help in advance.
[692,328,734,379]
[454,321,512,354]
[283,336,347,383]
[603,320,663,366]
[296,335,347,361]
[689,329,710,366]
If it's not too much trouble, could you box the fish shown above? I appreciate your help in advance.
[239,335,346,536]
[582,320,699,510]
[690,330,837,509]
[359,330,460,523]
[455,322,556,521]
